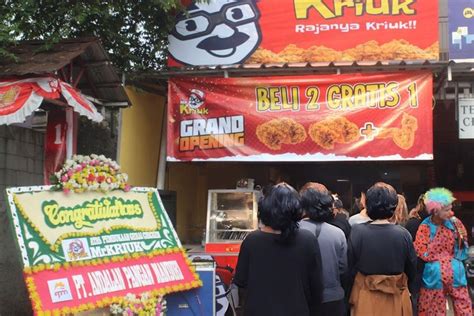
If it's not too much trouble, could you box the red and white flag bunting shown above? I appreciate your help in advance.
[0,77,103,125]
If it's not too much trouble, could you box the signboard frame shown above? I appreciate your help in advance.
[458,98,474,139]
[5,186,201,315]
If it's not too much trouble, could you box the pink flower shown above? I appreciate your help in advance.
[124,185,131,192]
[81,162,87,168]
[63,188,70,194]
[75,165,83,172]
[61,175,69,182]
[67,170,74,177]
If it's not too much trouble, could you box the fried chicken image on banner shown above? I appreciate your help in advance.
[392,128,415,150]
[377,112,418,150]
[245,40,439,64]
[308,122,340,149]
[308,117,359,150]
[279,118,307,144]
[332,117,359,143]
[400,112,418,131]
[256,118,307,150]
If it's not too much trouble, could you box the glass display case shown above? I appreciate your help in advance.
[206,189,259,244]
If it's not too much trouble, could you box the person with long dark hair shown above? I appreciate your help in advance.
[299,182,347,316]
[233,183,323,316]
[404,194,430,316]
[349,182,417,316]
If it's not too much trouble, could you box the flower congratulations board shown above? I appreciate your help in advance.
[168,0,438,66]
[167,72,433,161]
[5,156,201,315]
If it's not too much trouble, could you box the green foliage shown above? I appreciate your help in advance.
[0,0,191,72]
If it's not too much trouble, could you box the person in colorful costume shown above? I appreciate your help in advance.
[414,188,472,315]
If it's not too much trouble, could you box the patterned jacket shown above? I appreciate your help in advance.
[414,216,468,289]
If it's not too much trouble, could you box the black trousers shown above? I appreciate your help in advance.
[315,299,345,316]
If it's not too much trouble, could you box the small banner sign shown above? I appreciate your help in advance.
[5,186,200,315]
[43,108,68,184]
[458,98,474,139]
[449,0,474,61]
[168,0,439,66]
[167,72,433,161]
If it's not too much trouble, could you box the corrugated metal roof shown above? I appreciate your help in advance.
[129,59,474,99]
[0,38,129,106]
[133,60,449,82]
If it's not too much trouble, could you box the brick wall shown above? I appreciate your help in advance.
[0,125,44,316]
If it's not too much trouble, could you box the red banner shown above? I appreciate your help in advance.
[168,0,438,66]
[167,72,433,161]
[0,77,102,125]
[25,251,200,315]
[44,108,68,184]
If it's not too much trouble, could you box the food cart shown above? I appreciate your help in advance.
[204,189,260,271]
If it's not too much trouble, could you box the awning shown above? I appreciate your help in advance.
[0,77,103,125]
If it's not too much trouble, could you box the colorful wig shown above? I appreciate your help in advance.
[423,187,455,213]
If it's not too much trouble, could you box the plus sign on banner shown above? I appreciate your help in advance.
[168,72,433,161]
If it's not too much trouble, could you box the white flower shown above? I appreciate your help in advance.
[110,303,123,314]
[125,293,137,302]
[140,292,150,302]
[100,182,109,190]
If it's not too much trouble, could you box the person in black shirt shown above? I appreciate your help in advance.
[404,194,429,315]
[329,197,351,240]
[348,182,417,316]
[405,194,429,241]
[234,183,323,316]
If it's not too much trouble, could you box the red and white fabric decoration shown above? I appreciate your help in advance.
[0,77,103,125]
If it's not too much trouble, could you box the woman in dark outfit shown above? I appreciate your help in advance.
[405,194,429,241]
[329,197,351,240]
[233,183,323,316]
[404,194,429,315]
[349,182,417,316]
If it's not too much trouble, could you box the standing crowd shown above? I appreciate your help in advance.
[233,182,472,316]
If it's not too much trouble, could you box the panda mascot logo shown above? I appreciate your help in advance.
[169,0,262,66]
